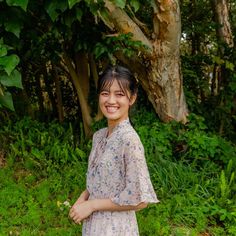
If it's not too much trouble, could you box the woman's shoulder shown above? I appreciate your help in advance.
[93,127,107,141]
[120,125,142,145]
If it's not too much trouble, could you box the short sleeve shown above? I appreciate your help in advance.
[87,132,98,165]
[110,136,159,206]
[87,128,106,166]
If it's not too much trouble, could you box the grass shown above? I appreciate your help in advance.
[0,116,236,235]
[0,165,87,235]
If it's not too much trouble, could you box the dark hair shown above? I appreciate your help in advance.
[97,65,138,98]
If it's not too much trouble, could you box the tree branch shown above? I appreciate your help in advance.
[152,0,181,53]
[114,51,149,92]
[102,1,153,56]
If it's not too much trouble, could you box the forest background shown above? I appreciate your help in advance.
[0,0,236,235]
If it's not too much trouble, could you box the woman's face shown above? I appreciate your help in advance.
[99,79,136,127]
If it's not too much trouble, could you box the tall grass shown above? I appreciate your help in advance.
[0,113,236,235]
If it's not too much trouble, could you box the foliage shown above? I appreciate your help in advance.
[0,40,22,111]
[0,117,88,235]
[0,0,235,141]
[94,32,147,60]
[1,111,236,235]
[0,0,27,111]
[181,0,236,141]
[0,0,236,234]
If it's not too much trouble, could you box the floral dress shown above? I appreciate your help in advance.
[82,119,159,236]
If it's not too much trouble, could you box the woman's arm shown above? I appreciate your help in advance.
[73,189,90,205]
[69,198,147,224]
[91,199,147,212]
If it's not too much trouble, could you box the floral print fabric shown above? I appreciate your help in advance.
[82,119,159,236]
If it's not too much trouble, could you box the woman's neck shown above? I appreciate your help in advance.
[107,117,128,136]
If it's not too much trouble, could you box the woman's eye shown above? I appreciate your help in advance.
[116,93,124,97]
[101,92,109,96]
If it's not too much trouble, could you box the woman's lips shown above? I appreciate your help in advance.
[106,106,119,113]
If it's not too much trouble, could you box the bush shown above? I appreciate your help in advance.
[0,113,236,235]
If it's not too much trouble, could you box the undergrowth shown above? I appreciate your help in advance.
[0,111,236,235]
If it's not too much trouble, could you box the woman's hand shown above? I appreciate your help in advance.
[73,189,90,205]
[69,200,94,224]
[73,196,86,206]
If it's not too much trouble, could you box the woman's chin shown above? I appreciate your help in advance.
[104,113,119,120]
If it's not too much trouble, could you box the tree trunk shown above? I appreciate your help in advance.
[43,65,58,119]
[35,72,45,118]
[211,0,234,50]
[21,70,34,118]
[89,54,103,121]
[102,0,188,123]
[52,64,64,123]
[75,52,90,101]
[63,53,92,137]
[89,53,99,88]
[211,0,234,134]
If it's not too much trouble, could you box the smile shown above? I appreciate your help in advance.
[106,106,119,113]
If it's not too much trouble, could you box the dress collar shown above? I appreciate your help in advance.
[106,118,130,139]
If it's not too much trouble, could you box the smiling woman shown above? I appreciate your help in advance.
[97,66,138,133]
[99,79,136,133]
[69,65,159,236]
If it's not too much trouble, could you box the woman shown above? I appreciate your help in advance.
[69,65,159,235]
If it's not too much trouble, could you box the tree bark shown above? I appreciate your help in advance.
[104,1,153,54]
[35,72,45,118]
[52,64,64,123]
[75,52,90,101]
[63,53,92,137]
[211,0,234,134]
[43,65,58,119]
[89,53,99,88]
[102,0,188,123]
[211,0,234,50]
[88,54,104,121]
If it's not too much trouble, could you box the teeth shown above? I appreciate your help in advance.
[106,106,118,113]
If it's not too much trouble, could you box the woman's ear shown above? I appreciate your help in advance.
[129,94,137,106]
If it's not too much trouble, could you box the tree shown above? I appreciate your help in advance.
[1,0,189,135]
[211,0,234,49]
[100,0,188,123]
[179,0,235,138]
[211,0,235,134]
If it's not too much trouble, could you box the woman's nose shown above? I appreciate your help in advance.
[107,94,116,103]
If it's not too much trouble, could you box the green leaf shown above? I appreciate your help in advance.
[111,0,126,9]
[0,45,8,57]
[64,12,76,27]
[31,148,43,159]
[4,20,22,38]
[0,69,23,88]
[0,86,3,96]
[0,54,19,75]
[212,56,224,65]
[6,0,29,11]
[45,0,68,22]
[0,39,13,52]
[94,43,107,58]
[130,0,140,12]
[0,92,14,111]
[225,60,234,71]
[228,81,236,92]
[75,147,86,158]
[75,8,83,22]
[68,0,81,9]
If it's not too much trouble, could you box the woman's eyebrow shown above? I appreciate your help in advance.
[101,88,110,92]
